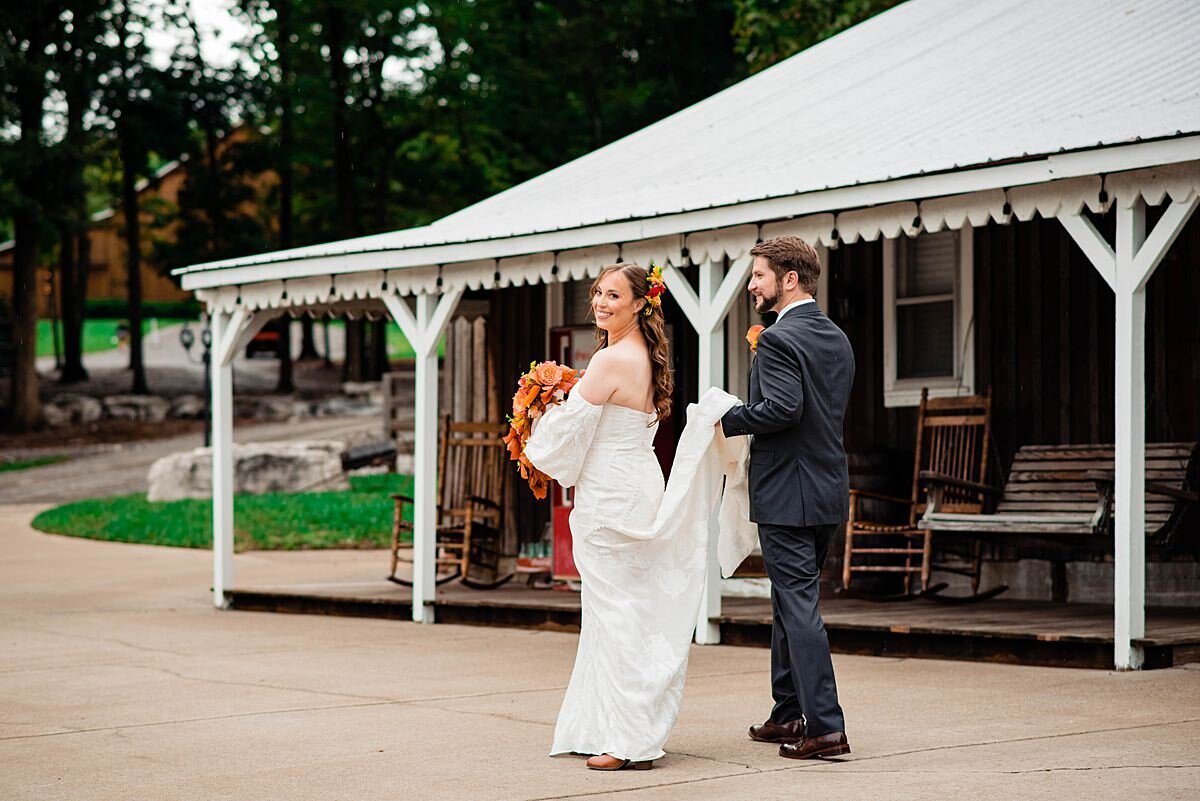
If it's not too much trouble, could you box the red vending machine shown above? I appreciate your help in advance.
[546,325,677,582]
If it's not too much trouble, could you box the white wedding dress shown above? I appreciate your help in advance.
[524,385,757,762]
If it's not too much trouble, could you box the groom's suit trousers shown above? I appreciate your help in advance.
[759,522,845,737]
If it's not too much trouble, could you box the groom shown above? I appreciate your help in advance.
[720,235,854,760]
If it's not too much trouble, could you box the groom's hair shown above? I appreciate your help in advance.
[750,236,821,295]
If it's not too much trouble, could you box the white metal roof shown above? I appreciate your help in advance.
[178,0,1200,283]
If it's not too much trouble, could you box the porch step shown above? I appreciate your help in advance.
[225,588,1200,671]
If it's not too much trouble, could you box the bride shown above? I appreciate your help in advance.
[525,262,751,771]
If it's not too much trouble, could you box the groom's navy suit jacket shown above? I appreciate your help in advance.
[721,303,855,528]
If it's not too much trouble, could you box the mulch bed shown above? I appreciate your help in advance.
[0,418,208,453]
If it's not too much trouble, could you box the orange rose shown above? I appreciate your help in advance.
[535,361,564,386]
[746,324,765,352]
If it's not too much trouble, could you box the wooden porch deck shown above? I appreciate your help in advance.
[226,579,1200,670]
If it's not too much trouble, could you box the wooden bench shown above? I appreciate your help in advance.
[920,442,1199,541]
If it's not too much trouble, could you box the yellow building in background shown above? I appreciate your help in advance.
[0,128,271,319]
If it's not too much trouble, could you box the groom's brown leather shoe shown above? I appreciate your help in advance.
[748,718,805,744]
[779,731,851,760]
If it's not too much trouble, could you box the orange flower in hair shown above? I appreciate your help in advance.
[643,262,667,317]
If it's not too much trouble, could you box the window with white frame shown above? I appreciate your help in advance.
[882,228,974,407]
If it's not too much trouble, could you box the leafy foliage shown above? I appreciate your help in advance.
[733,0,904,73]
[3,1,898,420]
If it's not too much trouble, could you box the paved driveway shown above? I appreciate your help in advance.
[0,416,377,505]
[2,506,1197,801]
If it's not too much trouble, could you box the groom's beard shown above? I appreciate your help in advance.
[753,280,781,314]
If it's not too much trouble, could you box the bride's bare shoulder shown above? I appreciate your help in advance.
[587,346,646,376]
[579,348,627,404]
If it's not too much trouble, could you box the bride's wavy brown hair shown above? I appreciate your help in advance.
[590,262,674,422]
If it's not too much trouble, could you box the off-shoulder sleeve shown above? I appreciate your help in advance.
[523,390,603,488]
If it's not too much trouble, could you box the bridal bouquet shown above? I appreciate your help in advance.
[503,360,583,499]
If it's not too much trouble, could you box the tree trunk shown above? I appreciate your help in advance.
[343,317,364,382]
[7,19,50,431]
[324,3,367,379]
[275,318,294,392]
[58,221,89,383]
[9,211,43,431]
[299,317,319,360]
[370,318,388,380]
[324,3,356,241]
[120,126,149,395]
[274,0,296,391]
[204,125,224,255]
[59,57,90,384]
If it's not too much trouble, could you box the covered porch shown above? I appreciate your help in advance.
[218,547,1200,670]
[174,0,1200,671]
[180,151,1200,670]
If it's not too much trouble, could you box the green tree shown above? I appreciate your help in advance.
[0,1,66,429]
[52,1,110,384]
[733,0,904,73]
[99,0,190,394]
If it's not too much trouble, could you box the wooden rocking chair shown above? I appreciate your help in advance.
[388,417,515,590]
[842,388,1002,600]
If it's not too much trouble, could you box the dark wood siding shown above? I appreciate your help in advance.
[485,284,549,547]
[826,210,1200,497]
[975,209,1199,473]
[826,239,917,492]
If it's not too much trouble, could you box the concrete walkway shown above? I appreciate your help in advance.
[2,505,1198,801]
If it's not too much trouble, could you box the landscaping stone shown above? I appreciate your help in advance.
[103,394,170,423]
[316,396,378,418]
[289,400,316,421]
[147,441,350,502]
[169,394,206,419]
[251,396,295,422]
[42,404,72,428]
[43,393,104,427]
[341,381,382,403]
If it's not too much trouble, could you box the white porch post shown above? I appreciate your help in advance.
[208,307,273,608]
[209,310,234,608]
[664,254,753,645]
[1062,191,1198,669]
[383,288,464,624]
[1113,200,1147,670]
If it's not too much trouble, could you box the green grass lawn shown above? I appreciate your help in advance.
[0,455,71,473]
[31,473,414,551]
[36,318,184,358]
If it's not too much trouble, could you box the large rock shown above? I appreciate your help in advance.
[315,395,378,418]
[169,394,206,419]
[341,381,382,404]
[104,394,170,423]
[44,393,104,427]
[147,441,350,502]
[251,396,294,422]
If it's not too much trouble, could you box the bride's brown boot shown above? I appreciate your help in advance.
[585,754,654,771]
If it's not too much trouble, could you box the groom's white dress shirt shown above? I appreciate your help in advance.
[774,297,816,322]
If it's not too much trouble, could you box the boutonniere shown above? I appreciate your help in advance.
[745,325,765,353]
